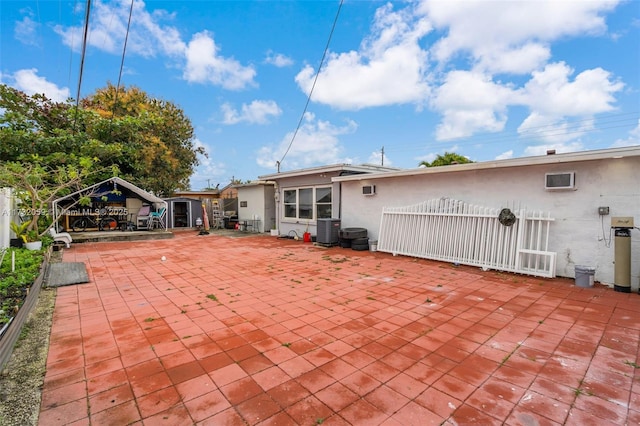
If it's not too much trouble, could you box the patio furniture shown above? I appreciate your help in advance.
[49,228,72,248]
[136,205,151,230]
[150,207,166,230]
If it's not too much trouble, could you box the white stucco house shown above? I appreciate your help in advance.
[259,164,400,238]
[333,146,640,290]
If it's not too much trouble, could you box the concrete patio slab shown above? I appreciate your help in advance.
[39,230,640,425]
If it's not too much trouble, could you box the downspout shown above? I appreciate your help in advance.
[338,182,342,220]
[274,182,280,232]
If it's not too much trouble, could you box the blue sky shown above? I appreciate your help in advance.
[1,0,639,190]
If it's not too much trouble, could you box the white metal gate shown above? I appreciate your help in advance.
[377,198,557,278]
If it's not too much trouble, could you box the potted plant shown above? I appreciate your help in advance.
[9,220,42,250]
[24,229,42,250]
[9,221,28,248]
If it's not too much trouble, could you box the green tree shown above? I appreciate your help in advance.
[0,157,109,237]
[1,84,206,197]
[419,152,474,167]
[81,83,205,195]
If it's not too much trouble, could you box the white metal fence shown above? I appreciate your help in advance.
[377,198,557,278]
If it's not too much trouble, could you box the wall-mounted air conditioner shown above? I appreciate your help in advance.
[362,185,376,196]
[545,172,576,190]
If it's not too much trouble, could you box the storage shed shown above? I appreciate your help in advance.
[164,197,202,228]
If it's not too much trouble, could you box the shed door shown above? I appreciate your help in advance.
[173,202,189,227]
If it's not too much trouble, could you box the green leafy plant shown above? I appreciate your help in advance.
[0,248,45,326]
[9,221,31,243]
[24,229,40,243]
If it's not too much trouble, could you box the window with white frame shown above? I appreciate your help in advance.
[283,187,332,220]
[316,187,332,218]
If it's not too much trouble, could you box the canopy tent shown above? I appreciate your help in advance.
[52,177,167,229]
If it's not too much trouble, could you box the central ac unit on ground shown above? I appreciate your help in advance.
[316,218,341,245]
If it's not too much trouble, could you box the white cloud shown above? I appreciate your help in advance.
[265,51,293,67]
[221,100,282,125]
[53,1,256,90]
[422,0,619,74]
[292,0,624,148]
[368,150,391,167]
[523,141,584,157]
[184,31,257,90]
[518,113,597,144]
[54,0,186,58]
[514,62,623,143]
[7,69,70,102]
[190,138,228,189]
[518,62,623,117]
[256,113,357,170]
[295,3,432,110]
[495,150,513,161]
[432,70,514,139]
[15,12,39,46]
[612,119,640,147]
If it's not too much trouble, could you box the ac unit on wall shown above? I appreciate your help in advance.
[362,185,376,195]
[545,172,576,190]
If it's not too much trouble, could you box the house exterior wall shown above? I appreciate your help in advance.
[237,185,275,233]
[339,157,640,289]
[272,173,341,238]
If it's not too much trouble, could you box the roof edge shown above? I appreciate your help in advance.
[259,163,400,180]
[333,146,640,182]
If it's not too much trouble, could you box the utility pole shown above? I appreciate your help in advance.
[381,146,384,166]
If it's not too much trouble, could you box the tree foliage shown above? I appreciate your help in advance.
[419,152,474,167]
[80,83,205,196]
[0,157,104,236]
[1,84,204,195]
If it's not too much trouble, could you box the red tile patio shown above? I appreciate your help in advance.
[39,230,640,425]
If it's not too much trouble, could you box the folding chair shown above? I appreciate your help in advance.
[150,207,166,230]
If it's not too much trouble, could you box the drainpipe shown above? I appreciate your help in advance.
[274,182,280,232]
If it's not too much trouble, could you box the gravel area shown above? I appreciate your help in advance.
[0,254,58,426]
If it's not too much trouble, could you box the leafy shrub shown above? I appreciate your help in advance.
[0,248,44,326]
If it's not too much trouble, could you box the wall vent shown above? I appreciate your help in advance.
[545,172,576,190]
[362,185,376,196]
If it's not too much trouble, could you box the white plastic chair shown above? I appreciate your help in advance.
[49,228,72,248]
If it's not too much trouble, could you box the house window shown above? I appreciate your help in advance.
[316,187,332,218]
[283,187,332,220]
[299,188,312,219]
[284,190,297,218]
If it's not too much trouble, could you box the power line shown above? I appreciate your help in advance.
[111,0,135,121]
[72,0,92,132]
[277,0,344,172]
